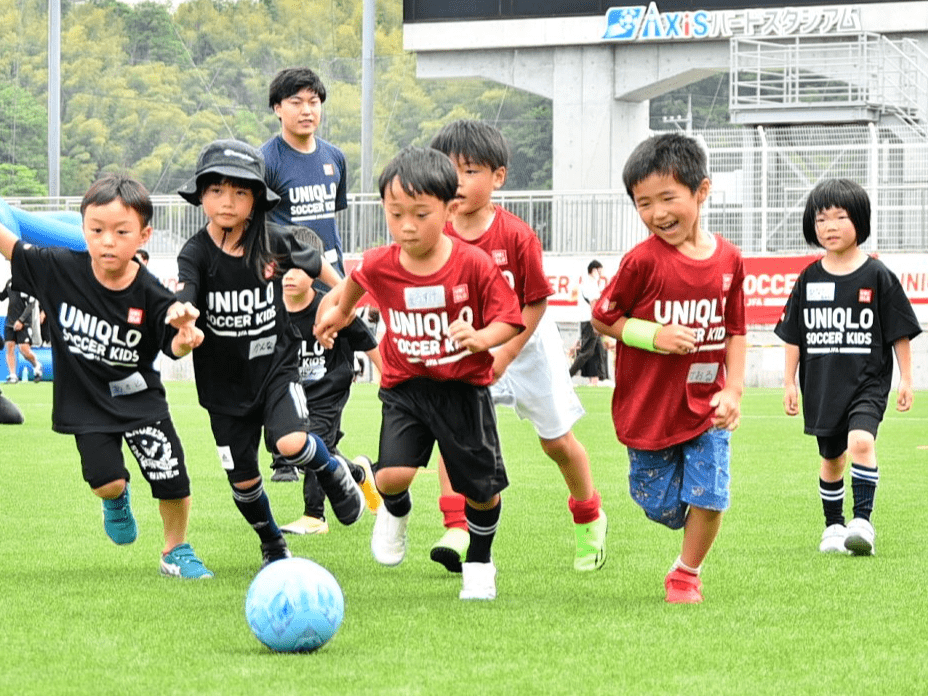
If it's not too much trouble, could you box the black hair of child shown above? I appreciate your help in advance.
[268,67,327,108]
[430,119,510,172]
[80,174,153,228]
[377,146,458,203]
[801,178,872,248]
[622,132,710,200]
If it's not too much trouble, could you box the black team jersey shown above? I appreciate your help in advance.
[176,224,323,416]
[12,242,176,433]
[288,289,377,402]
[775,257,921,436]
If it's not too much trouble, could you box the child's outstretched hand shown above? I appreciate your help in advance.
[897,378,914,412]
[710,386,741,431]
[314,306,346,349]
[783,382,800,416]
[166,301,204,355]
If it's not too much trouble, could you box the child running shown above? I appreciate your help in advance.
[592,133,747,603]
[274,227,383,535]
[315,146,524,600]
[175,139,365,568]
[775,178,921,556]
[428,120,607,573]
[0,174,212,578]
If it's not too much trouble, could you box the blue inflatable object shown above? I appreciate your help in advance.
[1,197,84,383]
[0,196,85,250]
[0,198,20,236]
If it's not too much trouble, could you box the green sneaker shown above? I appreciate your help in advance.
[574,509,607,571]
[160,543,214,579]
[429,527,470,573]
[102,483,137,545]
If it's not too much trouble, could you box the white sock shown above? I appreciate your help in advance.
[671,556,701,576]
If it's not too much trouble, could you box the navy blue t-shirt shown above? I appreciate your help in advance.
[261,134,348,275]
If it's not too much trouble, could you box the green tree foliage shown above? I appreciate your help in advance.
[0,0,555,197]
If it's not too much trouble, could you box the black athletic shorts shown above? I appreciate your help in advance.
[377,378,508,503]
[816,412,881,459]
[74,418,190,499]
[208,374,310,483]
[3,325,33,344]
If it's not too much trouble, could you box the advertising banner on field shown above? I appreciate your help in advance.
[537,253,928,326]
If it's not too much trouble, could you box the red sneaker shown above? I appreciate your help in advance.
[664,567,703,604]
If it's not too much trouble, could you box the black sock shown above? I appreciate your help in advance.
[465,499,501,564]
[819,477,845,527]
[231,480,281,542]
[381,490,412,518]
[851,463,879,521]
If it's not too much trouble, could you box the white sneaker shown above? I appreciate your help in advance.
[371,507,409,566]
[845,518,875,556]
[459,561,497,601]
[819,524,849,554]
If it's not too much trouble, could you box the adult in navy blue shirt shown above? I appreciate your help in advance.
[261,67,348,276]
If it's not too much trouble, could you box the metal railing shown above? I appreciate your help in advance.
[8,124,928,257]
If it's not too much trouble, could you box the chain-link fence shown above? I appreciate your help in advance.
[9,123,928,257]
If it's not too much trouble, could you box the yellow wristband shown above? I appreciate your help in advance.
[621,317,663,352]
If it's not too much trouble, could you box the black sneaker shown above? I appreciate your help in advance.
[314,455,364,526]
[260,535,292,568]
[270,466,299,483]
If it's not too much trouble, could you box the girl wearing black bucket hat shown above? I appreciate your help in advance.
[174,139,366,568]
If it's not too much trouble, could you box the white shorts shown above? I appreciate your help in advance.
[491,313,585,440]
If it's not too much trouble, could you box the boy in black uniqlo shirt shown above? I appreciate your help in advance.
[0,174,212,579]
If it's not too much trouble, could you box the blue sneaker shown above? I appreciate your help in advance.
[102,483,137,545]
[160,543,214,579]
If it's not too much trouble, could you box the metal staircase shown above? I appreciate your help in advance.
[729,33,928,140]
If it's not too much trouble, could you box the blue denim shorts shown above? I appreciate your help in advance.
[627,427,731,530]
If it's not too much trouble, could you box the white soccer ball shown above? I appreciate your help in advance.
[245,557,345,653]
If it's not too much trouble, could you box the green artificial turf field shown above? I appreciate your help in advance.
[1,382,926,695]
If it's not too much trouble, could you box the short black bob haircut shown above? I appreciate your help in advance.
[801,178,871,248]
[378,146,458,204]
[622,132,709,200]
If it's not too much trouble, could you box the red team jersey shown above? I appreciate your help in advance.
[350,239,524,389]
[444,207,553,309]
[593,234,746,450]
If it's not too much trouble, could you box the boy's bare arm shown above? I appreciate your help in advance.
[315,276,364,348]
[493,299,544,373]
[592,314,696,355]
[711,334,746,431]
[448,319,520,354]
[893,337,914,411]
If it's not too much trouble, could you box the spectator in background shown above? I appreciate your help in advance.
[569,260,608,385]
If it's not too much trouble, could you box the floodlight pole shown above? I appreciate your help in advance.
[48,0,61,198]
[360,0,375,193]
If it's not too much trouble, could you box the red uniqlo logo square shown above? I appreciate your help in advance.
[323,163,334,176]
[127,308,144,325]
[859,288,873,304]
[492,250,507,265]
[452,285,469,303]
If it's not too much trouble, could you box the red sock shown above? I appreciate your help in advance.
[568,491,602,525]
[439,494,467,530]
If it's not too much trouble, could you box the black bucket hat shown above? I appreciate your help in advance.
[177,139,280,211]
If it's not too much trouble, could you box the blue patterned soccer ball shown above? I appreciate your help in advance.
[245,557,345,653]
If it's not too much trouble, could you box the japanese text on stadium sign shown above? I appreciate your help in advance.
[603,2,861,41]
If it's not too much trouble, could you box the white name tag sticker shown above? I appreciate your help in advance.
[806,282,835,302]
[109,372,147,397]
[323,248,339,264]
[687,362,720,384]
[249,335,277,359]
[405,286,446,310]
